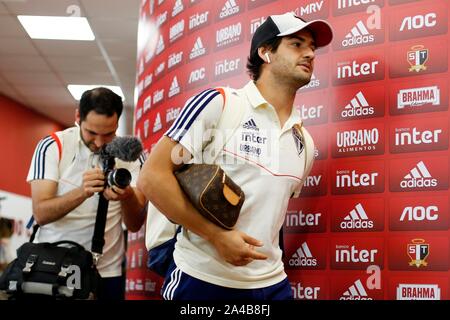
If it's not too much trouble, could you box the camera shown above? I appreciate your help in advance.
[105,168,132,189]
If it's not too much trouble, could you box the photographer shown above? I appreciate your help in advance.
[26,87,147,300]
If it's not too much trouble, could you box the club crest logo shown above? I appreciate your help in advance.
[408,45,428,73]
[292,124,305,156]
[407,238,429,268]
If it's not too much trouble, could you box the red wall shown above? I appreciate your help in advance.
[0,94,63,197]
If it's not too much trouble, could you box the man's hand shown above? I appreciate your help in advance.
[81,168,105,198]
[103,185,134,201]
[211,229,268,266]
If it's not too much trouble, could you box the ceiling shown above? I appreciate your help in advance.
[0,0,140,132]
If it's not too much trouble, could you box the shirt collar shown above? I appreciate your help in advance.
[243,80,303,128]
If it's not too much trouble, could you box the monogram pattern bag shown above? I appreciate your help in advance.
[174,164,245,230]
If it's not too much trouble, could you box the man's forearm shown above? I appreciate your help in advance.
[121,187,147,232]
[33,187,87,225]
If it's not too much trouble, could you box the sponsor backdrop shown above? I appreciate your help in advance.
[127,0,450,300]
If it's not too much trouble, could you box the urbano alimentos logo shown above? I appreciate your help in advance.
[332,123,385,158]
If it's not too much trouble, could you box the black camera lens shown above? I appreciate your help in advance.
[107,168,132,189]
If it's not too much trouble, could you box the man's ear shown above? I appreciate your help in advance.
[75,109,81,127]
[258,47,271,64]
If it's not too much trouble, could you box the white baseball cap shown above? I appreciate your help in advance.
[250,12,333,55]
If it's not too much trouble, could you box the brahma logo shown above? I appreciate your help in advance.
[340,280,372,300]
[289,242,317,267]
[389,196,448,231]
[168,51,183,69]
[218,0,240,20]
[397,284,440,300]
[390,117,448,153]
[407,239,429,268]
[334,53,384,85]
[333,160,384,195]
[333,0,383,16]
[400,161,437,189]
[168,76,181,98]
[214,58,241,80]
[397,86,440,109]
[340,203,374,230]
[169,19,185,43]
[172,0,184,17]
[333,125,384,158]
[189,11,209,31]
[389,3,447,41]
[215,22,243,50]
[189,37,207,60]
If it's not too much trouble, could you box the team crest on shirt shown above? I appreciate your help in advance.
[292,124,305,157]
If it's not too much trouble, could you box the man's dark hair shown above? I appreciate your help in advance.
[79,87,123,121]
[246,37,282,81]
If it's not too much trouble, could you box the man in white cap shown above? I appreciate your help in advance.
[138,12,333,300]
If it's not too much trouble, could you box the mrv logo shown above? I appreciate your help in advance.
[401,161,437,189]
[342,20,375,48]
[397,86,440,109]
[336,128,379,153]
[340,203,374,230]
[289,242,317,267]
[341,91,374,118]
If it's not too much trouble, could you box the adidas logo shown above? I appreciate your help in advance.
[341,91,375,118]
[288,242,317,267]
[340,280,372,300]
[153,113,162,133]
[156,35,165,55]
[219,0,240,19]
[189,37,206,60]
[401,161,437,188]
[168,76,181,98]
[242,118,259,131]
[301,73,320,90]
[172,0,184,17]
[340,203,374,230]
[342,20,375,47]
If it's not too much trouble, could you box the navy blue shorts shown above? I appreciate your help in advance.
[161,260,293,300]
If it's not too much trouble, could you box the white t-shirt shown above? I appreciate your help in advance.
[165,81,309,289]
[26,127,144,278]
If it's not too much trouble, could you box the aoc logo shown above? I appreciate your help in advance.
[397,284,440,300]
[407,239,429,268]
[187,67,207,88]
[390,3,447,42]
[215,22,243,50]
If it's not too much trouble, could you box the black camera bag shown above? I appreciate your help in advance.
[0,240,100,299]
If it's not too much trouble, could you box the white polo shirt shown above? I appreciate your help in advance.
[165,81,308,289]
[26,127,144,278]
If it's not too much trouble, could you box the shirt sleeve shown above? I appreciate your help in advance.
[26,135,60,182]
[164,88,224,159]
